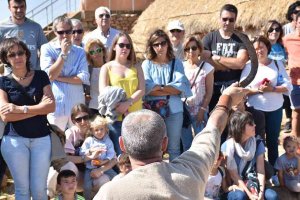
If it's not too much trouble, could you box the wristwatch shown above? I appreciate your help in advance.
[160,85,164,90]
[23,105,28,113]
[213,55,221,62]
[60,53,67,60]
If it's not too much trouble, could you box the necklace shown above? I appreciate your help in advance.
[12,71,29,80]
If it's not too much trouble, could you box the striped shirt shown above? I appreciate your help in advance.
[40,41,89,117]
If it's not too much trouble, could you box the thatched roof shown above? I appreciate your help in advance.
[131,0,294,56]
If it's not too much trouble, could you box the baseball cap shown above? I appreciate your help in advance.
[167,20,185,31]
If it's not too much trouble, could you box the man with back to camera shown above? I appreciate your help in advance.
[0,0,47,71]
[83,6,119,51]
[93,83,249,199]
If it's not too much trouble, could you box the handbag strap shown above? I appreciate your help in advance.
[241,139,262,178]
[184,61,205,103]
[166,59,175,100]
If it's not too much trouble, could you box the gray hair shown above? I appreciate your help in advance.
[71,18,83,28]
[95,6,111,18]
[122,109,167,160]
[53,15,73,31]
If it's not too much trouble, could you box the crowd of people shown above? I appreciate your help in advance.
[0,0,300,199]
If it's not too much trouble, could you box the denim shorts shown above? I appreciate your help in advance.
[290,84,300,109]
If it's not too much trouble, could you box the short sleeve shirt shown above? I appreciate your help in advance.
[0,70,50,138]
[203,30,246,83]
[274,153,300,182]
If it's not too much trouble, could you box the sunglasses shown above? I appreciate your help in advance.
[56,29,72,35]
[170,29,182,33]
[184,46,198,52]
[89,47,103,55]
[293,10,300,14]
[7,50,25,58]
[222,17,235,23]
[268,27,281,33]
[152,40,167,48]
[74,115,89,123]
[99,14,110,19]
[117,43,131,49]
[72,29,84,34]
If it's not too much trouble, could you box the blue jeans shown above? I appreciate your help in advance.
[263,107,282,166]
[108,121,122,156]
[227,188,278,200]
[165,112,183,161]
[181,113,207,152]
[84,168,117,199]
[1,135,51,200]
[0,139,7,185]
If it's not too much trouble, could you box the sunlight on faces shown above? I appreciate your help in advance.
[92,124,108,140]
[73,111,90,130]
[57,176,77,195]
[184,40,200,60]
[253,41,268,59]
[96,9,111,30]
[55,22,73,43]
[168,29,184,46]
[114,36,131,58]
[7,45,27,70]
[152,37,168,57]
[72,23,84,46]
[219,10,236,32]
[9,0,26,21]
[268,25,280,42]
[242,121,256,140]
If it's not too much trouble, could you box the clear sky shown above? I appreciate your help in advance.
[0,0,80,27]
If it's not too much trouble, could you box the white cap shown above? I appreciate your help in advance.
[167,20,184,31]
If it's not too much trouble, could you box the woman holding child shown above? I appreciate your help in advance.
[221,111,278,200]
[100,32,145,155]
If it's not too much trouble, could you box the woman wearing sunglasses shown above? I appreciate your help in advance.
[181,35,214,152]
[84,39,106,116]
[142,29,192,161]
[0,37,55,199]
[262,20,292,134]
[283,1,300,35]
[100,32,145,156]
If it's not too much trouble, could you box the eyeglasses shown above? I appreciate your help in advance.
[184,46,198,52]
[221,17,235,23]
[152,40,167,48]
[7,50,25,58]
[293,10,300,14]
[99,14,110,19]
[56,29,72,35]
[72,29,84,34]
[89,47,103,55]
[170,29,182,33]
[74,115,89,123]
[117,43,131,49]
[268,27,281,33]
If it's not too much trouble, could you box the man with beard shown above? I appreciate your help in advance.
[0,0,47,71]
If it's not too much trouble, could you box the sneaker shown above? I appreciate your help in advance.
[283,121,291,133]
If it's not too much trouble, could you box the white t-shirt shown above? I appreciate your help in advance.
[240,60,292,112]
[183,62,214,115]
[89,67,101,110]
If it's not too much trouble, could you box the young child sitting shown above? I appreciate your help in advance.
[55,170,84,200]
[112,153,132,181]
[274,135,300,192]
[80,116,117,199]
[204,151,228,200]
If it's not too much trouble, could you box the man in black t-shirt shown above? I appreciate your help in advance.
[203,4,249,112]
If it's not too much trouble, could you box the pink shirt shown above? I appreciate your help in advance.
[283,32,300,85]
[64,126,85,154]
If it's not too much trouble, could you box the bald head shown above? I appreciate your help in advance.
[121,110,167,160]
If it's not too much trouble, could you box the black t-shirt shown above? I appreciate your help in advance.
[0,70,51,138]
[203,30,246,83]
